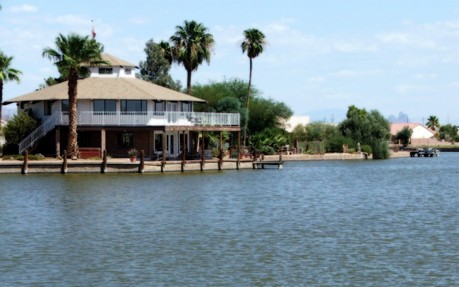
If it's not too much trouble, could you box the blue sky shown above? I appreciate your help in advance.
[1,0,459,124]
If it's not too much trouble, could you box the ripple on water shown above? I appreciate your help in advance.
[0,153,458,286]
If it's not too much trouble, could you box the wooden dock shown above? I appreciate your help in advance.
[252,160,283,169]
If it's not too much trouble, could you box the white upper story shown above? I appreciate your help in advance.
[88,53,137,79]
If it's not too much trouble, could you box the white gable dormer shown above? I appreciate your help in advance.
[89,53,137,78]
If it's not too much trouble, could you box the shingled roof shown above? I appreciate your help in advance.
[3,77,206,104]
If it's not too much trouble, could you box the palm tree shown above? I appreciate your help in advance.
[42,33,107,158]
[0,51,22,128]
[241,28,266,146]
[426,115,440,131]
[170,20,214,94]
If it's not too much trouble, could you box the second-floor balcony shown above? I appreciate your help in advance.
[56,111,240,127]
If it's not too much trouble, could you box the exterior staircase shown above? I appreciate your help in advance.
[18,112,59,154]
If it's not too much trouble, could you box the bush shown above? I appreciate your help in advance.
[360,144,372,154]
[2,111,40,154]
[326,134,355,153]
[371,140,389,159]
[395,126,413,146]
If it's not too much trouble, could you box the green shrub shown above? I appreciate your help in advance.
[360,144,372,154]
[2,111,40,154]
[371,140,389,159]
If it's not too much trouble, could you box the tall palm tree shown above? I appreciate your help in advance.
[426,115,440,131]
[170,20,214,94]
[42,33,107,158]
[0,51,22,128]
[241,28,266,146]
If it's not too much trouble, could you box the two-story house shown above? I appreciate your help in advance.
[3,54,240,159]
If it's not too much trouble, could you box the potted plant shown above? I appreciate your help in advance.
[128,148,137,162]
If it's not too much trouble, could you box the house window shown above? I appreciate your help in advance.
[93,100,116,113]
[118,132,133,148]
[155,101,164,112]
[181,102,190,112]
[44,101,53,116]
[121,100,147,113]
[99,67,113,74]
[61,100,69,112]
[125,68,132,75]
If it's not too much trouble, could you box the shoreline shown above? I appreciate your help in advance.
[0,151,411,174]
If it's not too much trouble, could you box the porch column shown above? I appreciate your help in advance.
[218,131,223,170]
[55,128,61,157]
[237,130,240,170]
[181,130,186,172]
[162,131,167,169]
[101,128,106,157]
[201,130,205,171]
[149,130,154,157]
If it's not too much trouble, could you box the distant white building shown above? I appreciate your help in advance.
[282,115,311,132]
[390,123,435,139]
[390,122,441,146]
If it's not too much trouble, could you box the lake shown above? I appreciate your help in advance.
[1,153,458,286]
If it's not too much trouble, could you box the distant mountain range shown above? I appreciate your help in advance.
[303,108,347,123]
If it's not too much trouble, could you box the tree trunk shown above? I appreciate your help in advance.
[186,69,192,94]
[243,58,253,146]
[67,70,79,159]
[0,81,3,129]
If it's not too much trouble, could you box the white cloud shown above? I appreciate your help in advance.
[10,4,38,13]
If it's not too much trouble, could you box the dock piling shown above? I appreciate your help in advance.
[22,150,28,174]
[61,150,68,174]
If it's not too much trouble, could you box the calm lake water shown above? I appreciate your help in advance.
[1,153,458,286]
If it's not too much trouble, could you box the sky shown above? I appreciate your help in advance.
[1,0,459,124]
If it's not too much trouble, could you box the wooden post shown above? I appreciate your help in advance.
[22,150,29,174]
[61,150,68,174]
[138,150,145,173]
[236,131,241,170]
[101,150,107,174]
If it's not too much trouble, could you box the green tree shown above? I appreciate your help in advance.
[249,97,292,135]
[241,28,266,145]
[3,110,39,154]
[191,79,292,148]
[395,126,413,146]
[439,124,459,142]
[138,39,181,91]
[426,115,440,131]
[340,105,391,159]
[170,20,214,94]
[37,76,65,90]
[42,33,107,158]
[0,50,22,128]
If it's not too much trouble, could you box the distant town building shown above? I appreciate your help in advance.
[390,122,438,146]
[282,115,311,133]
